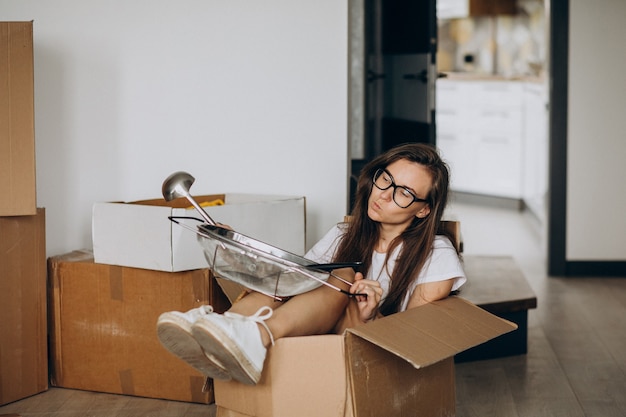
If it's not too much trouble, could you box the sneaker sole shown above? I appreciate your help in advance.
[191,319,260,385]
[157,313,231,381]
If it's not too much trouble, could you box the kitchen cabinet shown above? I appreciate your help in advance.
[436,78,524,199]
[437,0,517,19]
[521,82,548,223]
[436,77,548,212]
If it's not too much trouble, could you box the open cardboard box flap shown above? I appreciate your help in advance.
[345,296,517,369]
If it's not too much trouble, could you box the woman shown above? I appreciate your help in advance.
[157,143,466,386]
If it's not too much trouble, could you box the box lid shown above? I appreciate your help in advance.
[345,296,517,369]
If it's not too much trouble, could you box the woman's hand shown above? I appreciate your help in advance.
[350,273,383,322]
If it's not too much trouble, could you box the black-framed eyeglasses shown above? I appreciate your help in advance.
[372,169,429,209]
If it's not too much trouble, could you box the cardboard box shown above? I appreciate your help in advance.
[214,296,517,417]
[0,208,47,405]
[47,250,232,403]
[0,21,37,216]
[92,194,306,272]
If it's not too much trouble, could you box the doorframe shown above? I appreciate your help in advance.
[348,0,437,162]
[548,0,626,276]
[547,0,568,275]
[348,0,366,162]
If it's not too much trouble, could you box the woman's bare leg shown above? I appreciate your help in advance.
[228,268,355,346]
[227,291,284,316]
[332,299,363,334]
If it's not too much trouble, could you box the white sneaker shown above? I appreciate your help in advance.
[157,305,231,381]
[191,306,274,385]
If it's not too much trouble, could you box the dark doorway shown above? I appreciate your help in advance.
[351,0,438,209]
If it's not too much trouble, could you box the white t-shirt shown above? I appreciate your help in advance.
[305,224,466,312]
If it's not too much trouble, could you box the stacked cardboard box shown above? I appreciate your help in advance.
[47,251,232,403]
[0,21,48,406]
[0,21,37,217]
[45,192,306,403]
[0,210,47,406]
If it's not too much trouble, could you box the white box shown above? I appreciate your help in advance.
[92,194,306,272]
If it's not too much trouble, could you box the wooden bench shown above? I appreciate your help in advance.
[455,255,538,362]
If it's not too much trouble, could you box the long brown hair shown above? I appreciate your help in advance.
[333,143,456,315]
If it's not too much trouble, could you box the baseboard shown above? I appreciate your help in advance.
[561,261,626,277]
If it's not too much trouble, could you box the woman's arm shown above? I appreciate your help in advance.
[405,278,455,309]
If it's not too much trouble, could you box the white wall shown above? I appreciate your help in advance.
[2,0,349,257]
[567,0,626,260]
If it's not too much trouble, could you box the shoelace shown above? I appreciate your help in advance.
[199,305,214,315]
[250,306,275,346]
[225,306,275,346]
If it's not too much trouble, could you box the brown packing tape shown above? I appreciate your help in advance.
[191,376,210,404]
[109,266,124,301]
[192,272,206,303]
[119,369,134,396]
